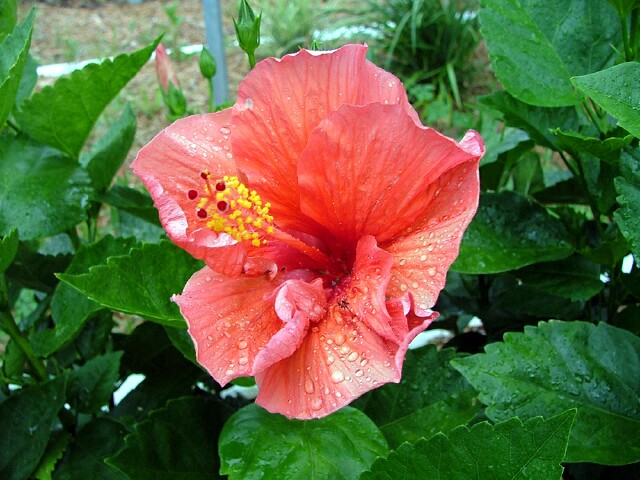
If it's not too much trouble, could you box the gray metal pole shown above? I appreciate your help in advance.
[201,0,229,107]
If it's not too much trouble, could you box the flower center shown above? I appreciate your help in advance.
[189,172,274,247]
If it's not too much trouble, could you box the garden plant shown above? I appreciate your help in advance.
[0,0,639,479]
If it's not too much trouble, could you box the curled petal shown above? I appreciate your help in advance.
[298,103,483,247]
[254,296,437,419]
[386,147,481,310]
[231,44,416,231]
[252,278,326,373]
[174,267,284,386]
[132,110,248,275]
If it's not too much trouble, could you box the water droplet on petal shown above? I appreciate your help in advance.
[428,267,437,277]
[238,340,248,350]
[311,397,323,411]
[347,351,358,362]
[355,369,364,377]
[304,377,315,394]
[326,355,335,365]
[331,371,345,383]
[238,357,248,365]
[334,333,346,345]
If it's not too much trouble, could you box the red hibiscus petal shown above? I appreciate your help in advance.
[334,235,397,343]
[386,137,482,310]
[131,110,249,275]
[230,44,416,232]
[298,103,483,247]
[252,278,326,372]
[174,266,285,386]
[254,295,437,419]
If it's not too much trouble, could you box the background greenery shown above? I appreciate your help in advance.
[1,0,639,479]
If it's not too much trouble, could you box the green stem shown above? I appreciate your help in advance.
[247,51,256,69]
[559,151,605,237]
[621,13,633,62]
[67,227,81,250]
[208,79,215,113]
[630,8,639,60]
[0,306,48,382]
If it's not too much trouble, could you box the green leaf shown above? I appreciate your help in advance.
[355,345,479,448]
[516,255,604,301]
[481,92,582,150]
[6,244,72,292]
[0,227,18,273]
[80,105,136,191]
[219,404,388,480]
[100,185,161,227]
[361,410,576,480]
[0,134,92,240]
[451,321,640,465]
[14,38,159,159]
[0,377,66,480]
[53,418,129,480]
[67,352,123,414]
[2,338,27,379]
[614,148,640,258]
[58,241,201,328]
[452,191,574,274]
[164,326,197,366]
[0,0,18,38]
[607,0,640,16]
[553,129,634,163]
[0,9,33,127]
[107,397,232,480]
[31,236,137,357]
[573,62,640,138]
[479,0,619,107]
[33,431,70,480]
[111,323,204,425]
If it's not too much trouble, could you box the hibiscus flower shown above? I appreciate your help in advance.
[132,44,484,419]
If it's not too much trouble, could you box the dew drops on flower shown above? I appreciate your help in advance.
[131,43,484,419]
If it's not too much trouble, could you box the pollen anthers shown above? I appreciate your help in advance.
[189,171,273,247]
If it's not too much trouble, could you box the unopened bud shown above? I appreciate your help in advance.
[233,0,261,60]
[199,47,217,79]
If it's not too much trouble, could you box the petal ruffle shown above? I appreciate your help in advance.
[385,135,482,310]
[254,295,436,419]
[132,110,248,275]
[230,44,416,232]
[298,103,483,249]
[174,266,285,386]
[252,278,327,372]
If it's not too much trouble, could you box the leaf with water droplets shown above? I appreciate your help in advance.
[354,345,480,448]
[58,240,202,328]
[0,134,93,240]
[614,148,640,259]
[453,191,574,274]
[451,321,640,465]
[361,410,576,480]
[219,404,388,480]
[480,0,619,106]
[0,377,66,480]
[572,62,640,139]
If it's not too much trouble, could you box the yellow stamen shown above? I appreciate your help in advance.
[193,174,274,247]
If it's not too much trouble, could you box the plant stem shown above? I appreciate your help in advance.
[208,79,215,112]
[0,304,48,382]
[247,51,256,69]
[621,13,633,61]
[630,8,639,60]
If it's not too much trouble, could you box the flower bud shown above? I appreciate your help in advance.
[154,43,180,94]
[199,47,217,79]
[233,0,261,60]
